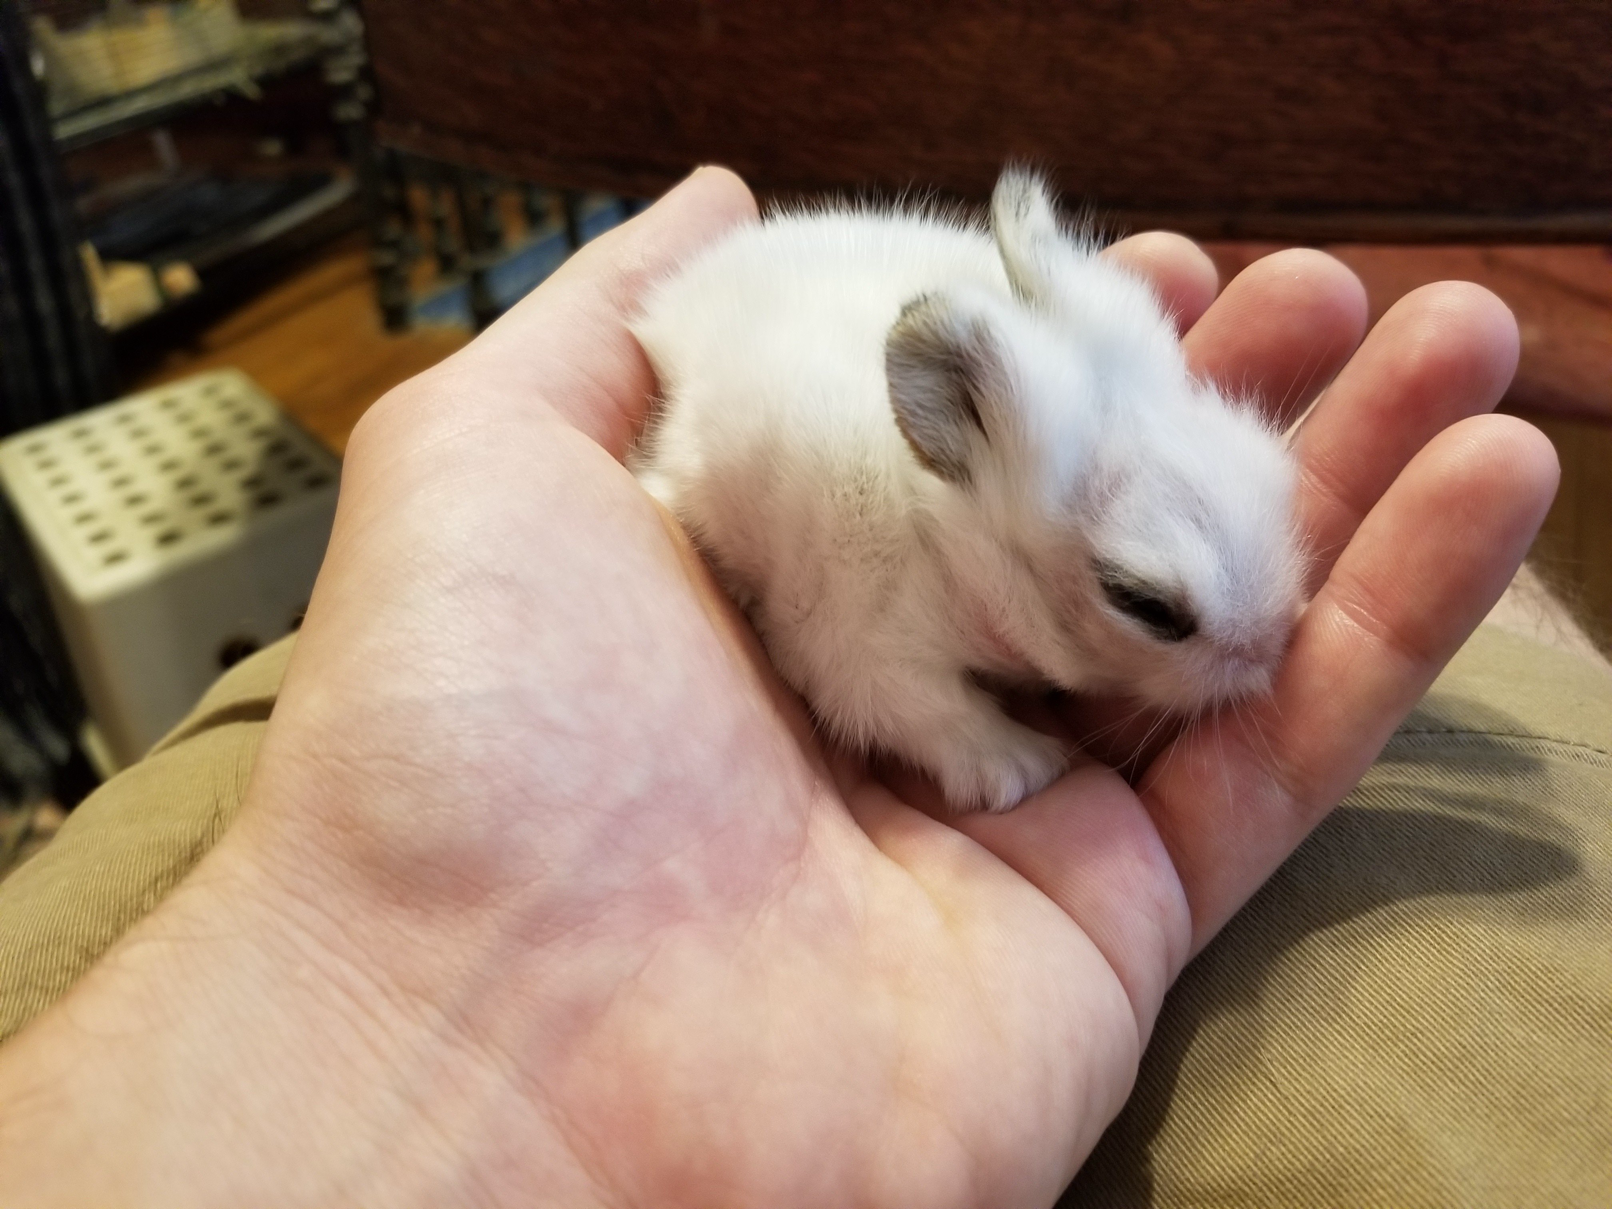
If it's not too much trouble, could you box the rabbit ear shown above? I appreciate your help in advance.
[991,169,1064,306]
[885,292,1006,485]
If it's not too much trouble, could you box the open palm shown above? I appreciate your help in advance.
[0,168,1556,1208]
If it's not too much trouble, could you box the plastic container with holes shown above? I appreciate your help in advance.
[0,369,339,770]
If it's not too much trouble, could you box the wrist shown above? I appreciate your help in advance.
[0,822,606,1208]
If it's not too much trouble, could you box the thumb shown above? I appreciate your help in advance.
[441,165,758,458]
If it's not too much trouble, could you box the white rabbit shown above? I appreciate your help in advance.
[631,170,1302,813]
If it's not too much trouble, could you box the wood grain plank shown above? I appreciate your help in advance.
[1205,244,1612,423]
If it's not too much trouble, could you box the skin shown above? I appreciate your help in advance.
[0,167,1559,1208]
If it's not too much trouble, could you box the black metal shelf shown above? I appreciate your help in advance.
[104,171,359,339]
[51,19,339,152]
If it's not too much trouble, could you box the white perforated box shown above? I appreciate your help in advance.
[0,369,338,769]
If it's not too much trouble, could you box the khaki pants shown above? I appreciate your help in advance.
[3,627,1609,1207]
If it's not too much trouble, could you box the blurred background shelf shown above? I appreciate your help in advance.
[50,17,335,151]
[87,169,359,340]
[0,0,373,820]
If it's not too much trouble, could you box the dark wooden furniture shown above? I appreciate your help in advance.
[363,0,1612,242]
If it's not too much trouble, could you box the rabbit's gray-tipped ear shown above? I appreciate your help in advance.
[886,293,1005,486]
[992,169,1063,305]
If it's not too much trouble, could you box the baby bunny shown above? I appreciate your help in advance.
[631,170,1302,813]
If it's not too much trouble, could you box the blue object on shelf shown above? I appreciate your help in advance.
[412,196,627,329]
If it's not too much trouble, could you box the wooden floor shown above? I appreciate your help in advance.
[134,235,1612,654]
[1207,243,1612,422]
[134,235,470,453]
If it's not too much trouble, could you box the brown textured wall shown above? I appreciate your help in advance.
[364,0,1612,240]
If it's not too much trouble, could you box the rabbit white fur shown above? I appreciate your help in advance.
[631,171,1301,813]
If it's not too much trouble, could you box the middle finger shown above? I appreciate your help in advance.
[1290,280,1520,593]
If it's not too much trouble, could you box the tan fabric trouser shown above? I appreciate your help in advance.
[2,627,1609,1207]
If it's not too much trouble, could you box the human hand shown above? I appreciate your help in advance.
[0,168,1556,1208]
